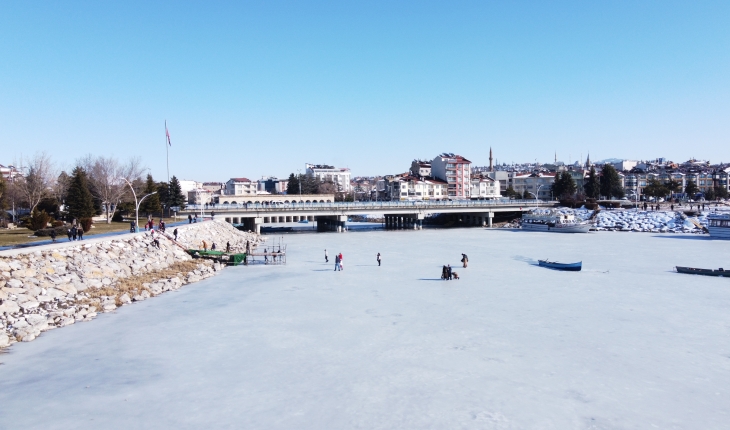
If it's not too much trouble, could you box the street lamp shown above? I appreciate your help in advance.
[297,169,302,201]
[536,184,545,208]
[120,177,157,233]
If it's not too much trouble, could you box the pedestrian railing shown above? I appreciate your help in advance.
[183,199,549,213]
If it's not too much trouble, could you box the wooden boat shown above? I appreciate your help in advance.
[538,260,582,271]
[675,266,728,277]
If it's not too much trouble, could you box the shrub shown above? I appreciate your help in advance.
[79,217,93,233]
[27,210,51,231]
[35,226,67,237]
[51,220,64,227]
[112,210,124,222]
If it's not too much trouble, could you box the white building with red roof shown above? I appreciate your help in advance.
[431,153,472,198]
[225,177,256,195]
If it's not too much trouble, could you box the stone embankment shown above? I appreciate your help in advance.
[0,220,260,349]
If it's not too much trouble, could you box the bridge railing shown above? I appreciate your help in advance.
[183,199,548,213]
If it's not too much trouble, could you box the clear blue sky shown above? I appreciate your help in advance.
[1,1,728,182]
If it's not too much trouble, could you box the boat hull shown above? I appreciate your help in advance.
[522,223,591,233]
[708,226,730,240]
[675,266,729,277]
[538,260,582,271]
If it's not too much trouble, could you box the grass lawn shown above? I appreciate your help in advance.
[0,217,179,248]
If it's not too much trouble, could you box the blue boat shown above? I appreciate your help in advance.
[538,260,582,271]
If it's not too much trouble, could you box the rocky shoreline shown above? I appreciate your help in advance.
[0,220,260,349]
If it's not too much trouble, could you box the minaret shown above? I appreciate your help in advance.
[585,152,591,168]
[489,147,493,172]
[554,151,557,163]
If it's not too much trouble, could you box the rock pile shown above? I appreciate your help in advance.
[0,220,260,349]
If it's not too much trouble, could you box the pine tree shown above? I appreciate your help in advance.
[139,174,161,216]
[156,181,170,211]
[286,173,300,195]
[551,171,577,198]
[599,164,624,199]
[302,175,321,194]
[684,180,699,197]
[501,186,518,198]
[65,167,95,221]
[715,186,729,200]
[168,176,186,210]
[583,167,600,198]
[643,178,668,199]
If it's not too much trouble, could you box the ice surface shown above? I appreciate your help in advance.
[1,229,730,429]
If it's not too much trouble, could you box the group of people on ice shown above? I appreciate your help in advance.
[442,253,468,280]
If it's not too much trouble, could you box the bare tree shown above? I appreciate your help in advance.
[17,152,55,212]
[52,171,71,205]
[78,155,146,223]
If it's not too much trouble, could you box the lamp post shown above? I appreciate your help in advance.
[120,177,157,233]
[536,184,545,208]
[297,169,302,201]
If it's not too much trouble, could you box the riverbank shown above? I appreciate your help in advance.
[0,220,260,349]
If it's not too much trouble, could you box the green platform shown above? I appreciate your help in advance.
[186,249,247,266]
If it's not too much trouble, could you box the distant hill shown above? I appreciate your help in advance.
[594,158,623,165]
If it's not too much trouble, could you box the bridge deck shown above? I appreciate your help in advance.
[181,199,555,217]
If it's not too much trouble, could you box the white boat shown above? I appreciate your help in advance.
[521,210,592,233]
[707,213,730,239]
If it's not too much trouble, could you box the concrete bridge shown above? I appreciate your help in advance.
[180,199,557,233]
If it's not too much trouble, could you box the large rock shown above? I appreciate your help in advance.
[25,314,49,331]
[0,333,10,347]
[0,300,20,315]
[56,284,78,295]
[19,301,40,311]
[6,279,23,289]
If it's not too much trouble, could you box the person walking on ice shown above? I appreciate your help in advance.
[325,249,329,263]
[461,253,468,268]
[339,252,344,271]
[377,253,381,266]
[334,253,340,271]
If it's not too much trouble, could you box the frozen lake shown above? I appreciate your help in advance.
[1,229,729,429]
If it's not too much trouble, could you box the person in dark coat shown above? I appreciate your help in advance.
[77,226,84,240]
[334,254,341,271]
[442,265,448,280]
[67,228,72,241]
[188,214,193,224]
[71,226,78,241]
[50,229,57,243]
[447,264,452,280]
[173,228,178,241]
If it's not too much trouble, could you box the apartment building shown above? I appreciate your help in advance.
[305,164,351,193]
[225,178,256,195]
[470,175,501,199]
[431,153,471,198]
[385,174,448,201]
[509,172,555,199]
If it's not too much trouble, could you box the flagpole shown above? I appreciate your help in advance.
[165,120,170,185]
[165,120,170,219]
